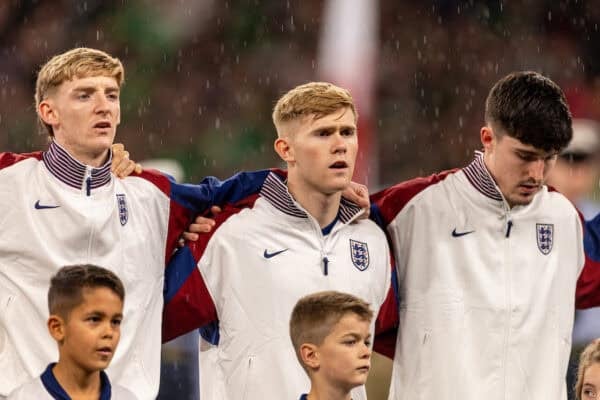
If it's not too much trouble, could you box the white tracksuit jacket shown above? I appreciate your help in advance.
[0,142,208,398]
[163,170,392,400]
[371,151,599,400]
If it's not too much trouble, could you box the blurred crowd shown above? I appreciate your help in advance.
[2,0,600,186]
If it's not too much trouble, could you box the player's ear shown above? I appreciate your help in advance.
[38,99,59,127]
[300,343,320,369]
[47,314,66,343]
[274,136,294,163]
[480,125,495,151]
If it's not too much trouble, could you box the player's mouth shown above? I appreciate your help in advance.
[93,121,112,130]
[518,183,540,195]
[329,161,348,169]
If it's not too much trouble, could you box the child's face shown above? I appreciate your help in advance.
[583,362,600,399]
[317,313,372,391]
[60,287,123,373]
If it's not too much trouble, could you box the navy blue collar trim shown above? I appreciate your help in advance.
[321,215,339,235]
[259,172,362,223]
[462,151,503,201]
[40,363,112,400]
[43,141,112,190]
[299,394,308,400]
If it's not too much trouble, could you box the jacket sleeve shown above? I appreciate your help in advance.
[369,173,454,358]
[161,186,263,342]
[577,212,600,308]
[138,168,271,266]
[0,152,43,170]
[373,263,399,358]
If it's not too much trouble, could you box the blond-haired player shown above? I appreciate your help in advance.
[0,47,223,399]
[162,82,392,399]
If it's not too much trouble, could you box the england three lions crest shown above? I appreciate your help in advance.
[116,194,128,226]
[536,223,553,255]
[350,239,370,271]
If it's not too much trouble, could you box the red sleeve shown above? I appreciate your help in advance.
[576,210,600,309]
[370,169,457,228]
[0,151,43,170]
[373,284,399,358]
[162,194,260,342]
[129,169,195,265]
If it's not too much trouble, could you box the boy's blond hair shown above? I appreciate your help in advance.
[272,82,357,137]
[576,338,600,399]
[35,47,125,136]
[289,291,373,372]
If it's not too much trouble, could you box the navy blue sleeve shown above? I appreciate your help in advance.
[169,169,271,212]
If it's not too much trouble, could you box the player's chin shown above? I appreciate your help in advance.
[328,174,351,188]
[351,374,370,386]
[510,193,535,206]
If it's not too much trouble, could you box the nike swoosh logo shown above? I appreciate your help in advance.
[452,228,475,237]
[263,249,288,259]
[34,200,60,210]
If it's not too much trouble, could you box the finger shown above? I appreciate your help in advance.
[118,162,136,179]
[188,222,214,233]
[182,232,200,242]
[111,150,129,173]
[111,143,124,152]
[210,205,222,215]
[193,216,216,226]
[115,158,134,178]
[134,163,143,174]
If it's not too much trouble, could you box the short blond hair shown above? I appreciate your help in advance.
[289,291,373,373]
[272,82,357,136]
[576,338,600,399]
[35,47,125,136]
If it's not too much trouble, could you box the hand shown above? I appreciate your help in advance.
[111,143,142,178]
[178,206,222,246]
[342,181,370,219]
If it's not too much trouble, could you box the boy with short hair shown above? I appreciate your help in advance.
[8,264,135,399]
[290,291,374,400]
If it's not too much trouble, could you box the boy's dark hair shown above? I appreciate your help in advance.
[485,71,572,152]
[289,291,373,372]
[48,264,125,319]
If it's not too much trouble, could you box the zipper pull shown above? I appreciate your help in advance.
[323,257,329,276]
[86,176,91,196]
[84,167,92,196]
[505,220,513,238]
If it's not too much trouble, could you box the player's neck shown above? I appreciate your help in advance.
[307,378,352,400]
[52,359,102,399]
[287,180,341,229]
[52,138,110,168]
